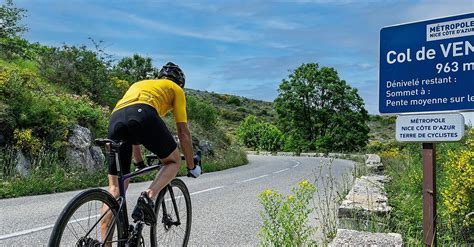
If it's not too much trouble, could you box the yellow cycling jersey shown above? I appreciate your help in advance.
[113,79,187,123]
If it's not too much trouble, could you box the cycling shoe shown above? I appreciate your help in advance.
[131,191,156,225]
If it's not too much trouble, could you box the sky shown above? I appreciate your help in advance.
[13,0,474,123]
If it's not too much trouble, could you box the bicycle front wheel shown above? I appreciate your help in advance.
[150,178,192,246]
[49,188,126,247]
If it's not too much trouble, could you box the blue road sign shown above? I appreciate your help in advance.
[379,13,474,114]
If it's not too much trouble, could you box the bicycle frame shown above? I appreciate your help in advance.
[108,143,163,242]
[108,143,184,245]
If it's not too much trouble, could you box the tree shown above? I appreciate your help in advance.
[0,0,27,38]
[0,0,35,59]
[113,54,156,83]
[274,63,369,152]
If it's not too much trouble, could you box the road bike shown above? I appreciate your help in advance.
[49,138,195,246]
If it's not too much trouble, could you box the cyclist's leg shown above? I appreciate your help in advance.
[145,148,181,199]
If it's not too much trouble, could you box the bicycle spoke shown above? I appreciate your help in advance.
[72,214,87,233]
[65,223,80,239]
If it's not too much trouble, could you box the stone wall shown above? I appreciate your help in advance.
[330,154,403,246]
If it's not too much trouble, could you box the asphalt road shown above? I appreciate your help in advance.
[0,155,354,246]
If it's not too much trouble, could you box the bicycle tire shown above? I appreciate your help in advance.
[150,178,192,247]
[48,188,126,247]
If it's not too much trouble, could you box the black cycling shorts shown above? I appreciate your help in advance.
[107,104,177,175]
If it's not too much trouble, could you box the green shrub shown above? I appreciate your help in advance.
[226,95,242,106]
[186,96,218,129]
[0,68,108,151]
[220,109,244,121]
[255,122,284,152]
[257,109,268,116]
[259,180,317,246]
[0,36,36,60]
[236,107,247,113]
[237,115,260,149]
[237,115,284,152]
[37,44,122,107]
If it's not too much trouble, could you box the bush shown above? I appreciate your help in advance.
[220,109,244,121]
[255,122,284,152]
[237,115,260,149]
[259,180,317,246]
[186,96,218,129]
[237,115,284,152]
[0,68,109,152]
[257,109,268,116]
[236,107,248,113]
[226,95,242,106]
[441,128,474,232]
[13,129,41,155]
[37,44,122,107]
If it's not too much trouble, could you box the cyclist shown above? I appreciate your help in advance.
[101,62,201,239]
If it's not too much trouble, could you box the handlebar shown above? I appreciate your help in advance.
[145,152,202,166]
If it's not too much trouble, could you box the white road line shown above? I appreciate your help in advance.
[0,224,55,240]
[0,186,225,241]
[292,161,301,168]
[0,214,99,240]
[273,168,290,174]
[190,186,224,195]
[237,174,269,183]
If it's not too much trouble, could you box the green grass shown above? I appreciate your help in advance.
[0,166,109,198]
[202,145,248,172]
[0,146,248,199]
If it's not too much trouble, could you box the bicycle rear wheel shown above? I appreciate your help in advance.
[150,178,192,246]
[49,188,126,247]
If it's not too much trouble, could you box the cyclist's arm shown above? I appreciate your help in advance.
[173,86,193,169]
[177,122,194,169]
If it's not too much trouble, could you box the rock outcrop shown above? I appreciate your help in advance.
[15,150,30,176]
[66,125,104,170]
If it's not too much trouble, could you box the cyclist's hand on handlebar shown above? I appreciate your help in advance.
[187,165,201,178]
[187,153,202,178]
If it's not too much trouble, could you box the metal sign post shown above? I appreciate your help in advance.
[422,143,436,246]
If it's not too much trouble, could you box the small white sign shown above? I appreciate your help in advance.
[426,17,474,41]
[396,113,465,142]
